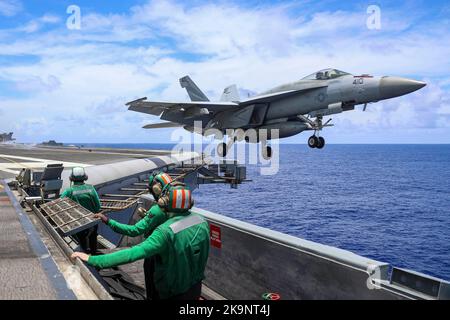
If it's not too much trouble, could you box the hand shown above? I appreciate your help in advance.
[137,207,147,218]
[93,213,109,224]
[71,252,90,262]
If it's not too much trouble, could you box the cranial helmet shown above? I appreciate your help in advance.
[157,183,194,214]
[70,167,88,182]
[148,171,173,200]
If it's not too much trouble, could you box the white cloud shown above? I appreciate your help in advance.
[0,0,449,143]
[14,74,61,92]
[18,14,62,33]
[292,10,365,38]
[0,0,21,17]
[129,1,299,59]
[14,117,50,138]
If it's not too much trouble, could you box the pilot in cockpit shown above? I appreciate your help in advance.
[316,71,325,80]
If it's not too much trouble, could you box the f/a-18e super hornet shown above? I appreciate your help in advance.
[127,68,426,157]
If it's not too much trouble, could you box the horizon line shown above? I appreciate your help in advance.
[13,142,450,146]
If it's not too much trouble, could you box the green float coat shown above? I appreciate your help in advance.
[60,182,101,213]
[88,211,210,299]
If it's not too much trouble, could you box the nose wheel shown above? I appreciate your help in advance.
[308,135,325,149]
[297,114,331,150]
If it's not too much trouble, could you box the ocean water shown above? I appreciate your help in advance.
[80,143,450,281]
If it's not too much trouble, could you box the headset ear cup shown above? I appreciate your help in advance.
[152,183,162,197]
[158,196,168,209]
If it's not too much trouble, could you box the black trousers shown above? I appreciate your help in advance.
[144,257,158,300]
[168,282,202,300]
[75,225,98,254]
[144,257,202,301]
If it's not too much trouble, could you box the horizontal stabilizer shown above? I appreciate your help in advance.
[143,122,182,129]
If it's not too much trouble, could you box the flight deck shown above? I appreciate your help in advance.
[0,143,449,300]
[0,144,171,180]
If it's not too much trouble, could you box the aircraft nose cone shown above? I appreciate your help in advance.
[379,76,426,100]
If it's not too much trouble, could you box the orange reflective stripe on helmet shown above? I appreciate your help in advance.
[181,189,186,209]
[172,189,178,209]
[168,188,192,211]
[160,173,172,185]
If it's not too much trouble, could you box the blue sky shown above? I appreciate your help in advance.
[0,0,449,143]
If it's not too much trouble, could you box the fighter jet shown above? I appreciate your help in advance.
[127,68,426,157]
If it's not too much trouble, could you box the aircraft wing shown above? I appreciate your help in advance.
[240,83,328,105]
[127,97,238,116]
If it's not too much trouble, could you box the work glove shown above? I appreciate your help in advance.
[94,213,109,224]
[137,207,147,218]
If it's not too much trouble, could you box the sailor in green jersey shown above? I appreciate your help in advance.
[94,172,174,237]
[72,185,210,300]
[61,167,101,254]
[93,171,174,299]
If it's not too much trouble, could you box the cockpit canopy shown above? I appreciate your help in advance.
[302,69,351,80]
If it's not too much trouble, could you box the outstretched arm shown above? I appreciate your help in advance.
[96,205,166,237]
[107,215,154,237]
[72,229,167,269]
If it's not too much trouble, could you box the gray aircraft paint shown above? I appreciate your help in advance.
[128,69,426,143]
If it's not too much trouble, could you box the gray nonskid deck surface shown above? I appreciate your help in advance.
[0,182,76,300]
[0,191,56,299]
[0,144,173,299]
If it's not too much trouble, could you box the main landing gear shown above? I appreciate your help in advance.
[307,135,325,149]
[262,143,272,160]
[217,139,273,160]
[217,142,228,157]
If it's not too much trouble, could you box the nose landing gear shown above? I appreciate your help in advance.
[308,135,325,149]
[297,115,330,150]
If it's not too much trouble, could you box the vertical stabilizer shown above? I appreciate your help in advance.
[179,76,209,101]
[221,84,240,102]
